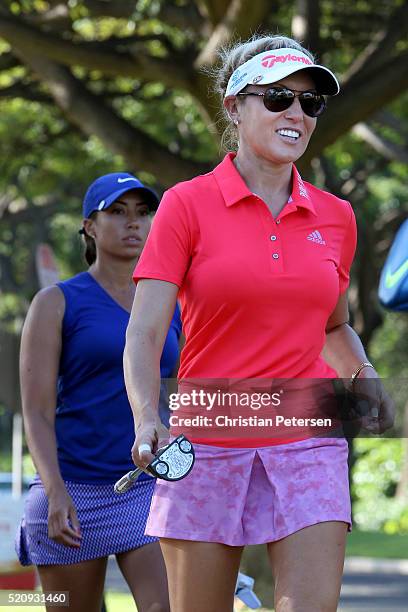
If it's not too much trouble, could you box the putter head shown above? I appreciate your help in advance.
[113,434,195,494]
[147,435,195,481]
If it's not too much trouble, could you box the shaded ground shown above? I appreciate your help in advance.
[104,556,408,611]
[338,558,408,611]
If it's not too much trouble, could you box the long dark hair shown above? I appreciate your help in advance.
[79,212,97,265]
[83,231,97,265]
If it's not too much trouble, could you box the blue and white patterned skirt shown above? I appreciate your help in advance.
[15,477,157,566]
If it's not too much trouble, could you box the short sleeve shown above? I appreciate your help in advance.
[338,202,357,294]
[133,188,192,287]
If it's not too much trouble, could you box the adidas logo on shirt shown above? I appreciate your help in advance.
[307,230,326,245]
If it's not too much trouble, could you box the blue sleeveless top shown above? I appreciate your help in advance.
[55,271,181,483]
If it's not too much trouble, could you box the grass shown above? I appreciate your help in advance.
[105,591,136,611]
[346,529,408,559]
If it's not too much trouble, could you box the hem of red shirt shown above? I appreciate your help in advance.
[188,435,308,448]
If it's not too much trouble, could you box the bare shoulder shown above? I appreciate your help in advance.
[26,285,65,327]
[21,286,66,371]
[20,286,66,407]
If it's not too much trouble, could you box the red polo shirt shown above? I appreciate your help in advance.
[134,153,357,445]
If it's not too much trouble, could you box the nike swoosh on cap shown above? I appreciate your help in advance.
[117,177,138,183]
[385,259,408,289]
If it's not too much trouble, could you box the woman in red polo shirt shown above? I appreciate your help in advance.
[124,35,394,612]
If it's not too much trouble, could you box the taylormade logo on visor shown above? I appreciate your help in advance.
[260,53,313,68]
[225,49,316,98]
[224,47,340,99]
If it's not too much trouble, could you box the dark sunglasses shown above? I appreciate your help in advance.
[237,86,326,118]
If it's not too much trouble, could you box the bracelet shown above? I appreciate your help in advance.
[350,362,375,387]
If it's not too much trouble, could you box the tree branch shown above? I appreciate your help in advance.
[82,0,136,19]
[197,0,231,25]
[96,33,177,50]
[195,0,273,68]
[344,2,408,84]
[373,109,408,141]
[299,50,408,168]
[11,49,209,185]
[1,197,59,223]
[352,123,408,164]
[0,51,21,70]
[0,81,52,103]
[158,2,203,33]
[25,3,71,31]
[291,0,321,56]
[0,13,193,91]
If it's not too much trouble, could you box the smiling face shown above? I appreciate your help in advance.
[83,190,151,261]
[225,71,318,165]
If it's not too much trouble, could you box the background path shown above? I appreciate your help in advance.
[104,555,408,611]
[339,558,408,611]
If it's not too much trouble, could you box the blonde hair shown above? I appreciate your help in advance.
[211,34,315,151]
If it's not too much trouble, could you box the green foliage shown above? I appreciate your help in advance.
[352,439,407,534]
[0,453,12,471]
[0,97,161,305]
[369,313,408,434]
[0,405,12,468]
[113,87,217,163]
[370,313,408,378]
[23,452,36,476]
[0,293,27,328]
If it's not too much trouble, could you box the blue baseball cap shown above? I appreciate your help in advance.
[82,172,159,218]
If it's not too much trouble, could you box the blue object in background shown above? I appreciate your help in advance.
[235,572,262,609]
[378,219,408,311]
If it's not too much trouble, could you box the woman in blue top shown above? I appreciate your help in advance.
[16,173,180,612]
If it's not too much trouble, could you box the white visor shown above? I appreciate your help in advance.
[224,48,340,98]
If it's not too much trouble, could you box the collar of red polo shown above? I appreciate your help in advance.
[212,153,317,216]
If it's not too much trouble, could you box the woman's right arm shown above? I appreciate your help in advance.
[20,286,81,547]
[124,279,179,468]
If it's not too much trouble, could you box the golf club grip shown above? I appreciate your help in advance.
[114,467,144,493]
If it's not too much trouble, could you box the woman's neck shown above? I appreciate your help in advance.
[234,149,293,213]
[88,256,137,292]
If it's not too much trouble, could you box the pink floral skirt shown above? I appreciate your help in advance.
[145,437,351,546]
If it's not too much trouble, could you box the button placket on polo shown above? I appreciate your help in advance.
[268,217,284,273]
[269,202,306,272]
[252,195,285,274]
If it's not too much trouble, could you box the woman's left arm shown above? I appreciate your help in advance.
[322,292,395,433]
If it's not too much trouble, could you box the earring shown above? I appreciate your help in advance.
[233,119,239,126]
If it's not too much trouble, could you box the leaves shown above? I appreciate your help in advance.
[352,439,407,533]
